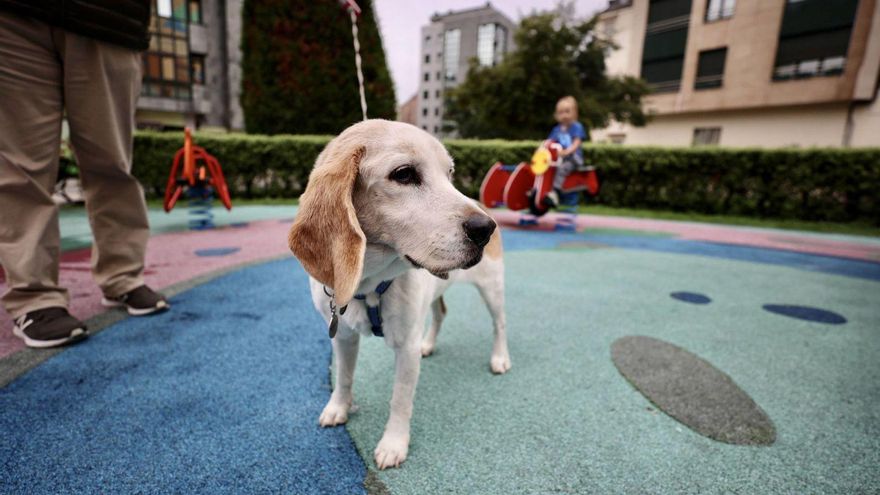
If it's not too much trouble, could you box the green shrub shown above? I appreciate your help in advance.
[133,132,880,223]
[586,146,880,222]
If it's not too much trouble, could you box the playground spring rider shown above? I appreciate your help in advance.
[480,140,599,229]
[163,128,232,230]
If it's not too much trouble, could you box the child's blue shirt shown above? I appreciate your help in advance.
[548,121,588,158]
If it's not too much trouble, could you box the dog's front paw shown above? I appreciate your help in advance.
[374,434,409,470]
[420,339,435,357]
[490,352,511,374]
[318,399,351,427]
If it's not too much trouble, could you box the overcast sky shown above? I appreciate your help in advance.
[373,0,608,105]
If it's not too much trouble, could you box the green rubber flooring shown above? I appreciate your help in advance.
[347,247,879,494]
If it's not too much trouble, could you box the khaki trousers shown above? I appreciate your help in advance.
[0,11,149,318]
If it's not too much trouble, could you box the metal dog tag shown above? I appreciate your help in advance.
[328,313,339,338]
[325,285,340,339]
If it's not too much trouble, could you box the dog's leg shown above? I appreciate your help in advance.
[477,277,511,374]
[374,341,421,469]
[420,296,446,357]
[319,332,360,426]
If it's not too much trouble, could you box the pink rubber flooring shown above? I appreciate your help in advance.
[0,219,293,358]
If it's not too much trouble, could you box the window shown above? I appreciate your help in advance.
[443,29,461,82]
[425,54,430,64]
[157,0,172,17]
[434,126,439,133]
[693,127,721,146]
[423,90,429,100]
[436,71,441,80]
[477,24,496,66]
[705,0,734,21]
[695,48,726,89]
[191,54,205,84]
[640,0,692,92]
[422,125,428,130]
[435,89,441,98]
[142,0,192,100]
[188,0,202,23]
[476,24,508,66]
[424,72,429,82]
[647,0,692,25]
[434,107,440,116]
[772,0,858,80]
[608,133,626,144]
[422,108,428,117]
[425,35,431,43]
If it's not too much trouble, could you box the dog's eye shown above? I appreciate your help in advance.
[389,166,421,185]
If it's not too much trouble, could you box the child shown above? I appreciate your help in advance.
[545,96,589,208]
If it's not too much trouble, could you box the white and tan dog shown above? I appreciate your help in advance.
[288,119,509,470]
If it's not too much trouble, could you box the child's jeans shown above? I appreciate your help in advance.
[552,153,584,191]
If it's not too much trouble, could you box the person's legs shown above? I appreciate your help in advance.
[58,31,150,298]
[552,154,582,191]
[0,12,68,317]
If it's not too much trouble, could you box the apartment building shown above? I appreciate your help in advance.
[417,3,516,137]
[594,0,880,147]
[137,0,244,131]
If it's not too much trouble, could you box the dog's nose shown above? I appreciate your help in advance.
[463,214,496,248]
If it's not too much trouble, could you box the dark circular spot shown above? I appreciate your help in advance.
[194,247,241,257]
[762,304,846,324]
[670,291,711,304]
[612,335,775,445]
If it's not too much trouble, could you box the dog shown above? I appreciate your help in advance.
[288,119,509,470]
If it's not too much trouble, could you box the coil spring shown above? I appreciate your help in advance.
[187,185,215,230]
[554,191,580,232]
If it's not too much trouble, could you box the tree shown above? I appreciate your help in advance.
[241,0,396,134]
[445,12,649,140]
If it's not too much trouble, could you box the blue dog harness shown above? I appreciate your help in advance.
[353,280,394,337]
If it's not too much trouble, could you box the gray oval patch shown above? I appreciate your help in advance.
[611,336,775,446]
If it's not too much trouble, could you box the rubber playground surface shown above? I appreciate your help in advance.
[1,205,879,494]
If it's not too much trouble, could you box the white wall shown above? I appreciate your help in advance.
[851,90,880,147]
[593,103,863,148]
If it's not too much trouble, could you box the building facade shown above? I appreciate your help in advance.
[417,3,516,137]
[137,0,244,131]
[594,0,880,147]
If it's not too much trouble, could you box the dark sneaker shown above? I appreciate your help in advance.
[102,285,169,316]
[13,307,88,348]
[543,189,560,209]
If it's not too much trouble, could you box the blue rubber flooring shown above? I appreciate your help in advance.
[0,259,366,494]
[502,229,880,281]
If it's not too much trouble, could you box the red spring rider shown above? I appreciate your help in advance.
[480,139,599,217]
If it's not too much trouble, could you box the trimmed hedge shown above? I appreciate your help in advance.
[133,132,880,223]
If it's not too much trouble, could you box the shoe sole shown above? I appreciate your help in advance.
[101,298,170,316]
[13,325,88,349]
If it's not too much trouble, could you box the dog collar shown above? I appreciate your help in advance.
[353,280,394,337]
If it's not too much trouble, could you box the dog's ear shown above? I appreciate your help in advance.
[288,145,366,306]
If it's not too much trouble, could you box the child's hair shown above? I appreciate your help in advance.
[555,96,578,118]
